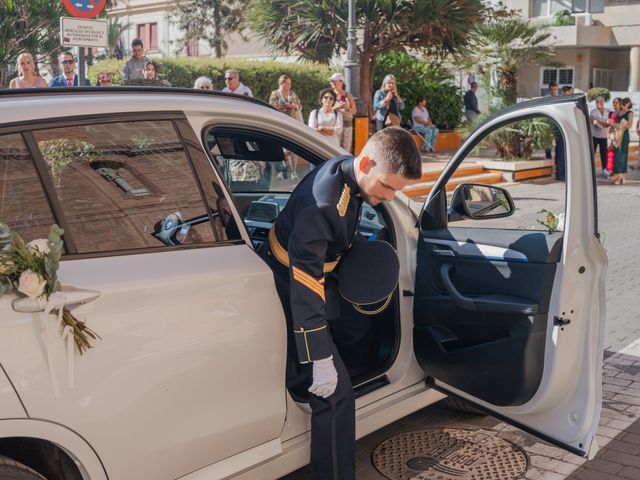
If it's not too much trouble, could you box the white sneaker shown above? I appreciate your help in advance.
[602,169,610,178]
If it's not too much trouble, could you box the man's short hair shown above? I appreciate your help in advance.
[132,38,143,48]
[416,96,426,104]
[361,127,422,180]
[59,51,74,61]
[549,82,558,88]
[470,82,478,88]
[224,69,239,79]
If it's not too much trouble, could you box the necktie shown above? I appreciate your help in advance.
[66,77,73,87]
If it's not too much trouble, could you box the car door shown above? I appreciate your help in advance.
[0,115,286,479]
[413,95,607,457]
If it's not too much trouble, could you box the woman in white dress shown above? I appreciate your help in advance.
[308,88,343,147]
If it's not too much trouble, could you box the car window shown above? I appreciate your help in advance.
[205,130,316,193]
[448,114,566,232]
[32,120,225,254]
[0,133,58,243]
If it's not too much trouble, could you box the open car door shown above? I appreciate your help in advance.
[414,95,607,457]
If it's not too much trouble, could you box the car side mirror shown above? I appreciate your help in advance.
[448,183,515,221]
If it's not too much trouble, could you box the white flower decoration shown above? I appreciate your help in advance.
[26,238,51,255]
[17,270,47,299]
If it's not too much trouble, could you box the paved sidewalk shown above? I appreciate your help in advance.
[282,165,640,480]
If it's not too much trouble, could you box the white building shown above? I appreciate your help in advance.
[108,0,295,62]
[505,0,640,97]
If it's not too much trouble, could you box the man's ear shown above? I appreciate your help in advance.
[358,155,375,173]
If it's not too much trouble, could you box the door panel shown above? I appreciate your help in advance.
[414,96,606,456]
[0,245,287,480]
[415,228,561,406]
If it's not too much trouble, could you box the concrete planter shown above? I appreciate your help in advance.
[477,159,554,182]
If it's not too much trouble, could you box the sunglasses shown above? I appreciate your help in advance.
[224,77,236,81]
[61,60,75,65]
[322,96,335,101]
[200,85,212,89]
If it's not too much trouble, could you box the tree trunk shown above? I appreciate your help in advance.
[359,52,377,118]
[212,0,223,58]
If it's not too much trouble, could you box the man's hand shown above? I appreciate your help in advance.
[309,356,338,398]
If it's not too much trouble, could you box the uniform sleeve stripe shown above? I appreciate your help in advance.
[293,274,325,301]
[293,266,324,286]
[292,266,325,301]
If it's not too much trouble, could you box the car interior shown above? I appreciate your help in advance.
[203,127,400,401]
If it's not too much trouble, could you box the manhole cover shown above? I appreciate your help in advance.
[372,428,528,479]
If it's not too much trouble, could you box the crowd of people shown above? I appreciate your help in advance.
[590,95,636,185]
[8,39,639,175]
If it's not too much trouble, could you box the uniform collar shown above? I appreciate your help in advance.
[340,156,360,196]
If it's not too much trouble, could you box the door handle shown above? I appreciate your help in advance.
[12,286,101,313]
[440,263,538,315]
[440,263,476,310]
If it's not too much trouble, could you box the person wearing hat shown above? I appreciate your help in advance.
[329,72,357,153]
[258,127,422,480]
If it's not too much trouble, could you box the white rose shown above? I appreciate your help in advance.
[26,239,51,255]
[17,270,47,298]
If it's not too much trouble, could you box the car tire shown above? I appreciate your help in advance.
[0,455,47,480]
[443,396,487,415]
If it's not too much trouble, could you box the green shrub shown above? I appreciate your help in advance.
[89,58,332,121]
[586,87,611,102]
[374,51,464,130]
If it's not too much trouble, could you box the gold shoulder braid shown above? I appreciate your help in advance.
[336,184,350,217]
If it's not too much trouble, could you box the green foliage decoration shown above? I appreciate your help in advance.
[374,51,464,131]
[586,87,611,102]
[90,58,333,121]
[38,139,97,178]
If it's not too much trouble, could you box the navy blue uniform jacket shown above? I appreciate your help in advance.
[268,155,363,363]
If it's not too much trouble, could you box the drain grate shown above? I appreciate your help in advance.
[372,428,528,479]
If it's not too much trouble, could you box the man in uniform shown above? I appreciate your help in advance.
[258,127,422,479]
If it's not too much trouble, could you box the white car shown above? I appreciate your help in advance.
[0,88,607,480]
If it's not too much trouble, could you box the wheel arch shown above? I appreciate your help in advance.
[0,419,107,480]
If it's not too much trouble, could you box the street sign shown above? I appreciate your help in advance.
[61,0,107,19]
[60,17,108,48]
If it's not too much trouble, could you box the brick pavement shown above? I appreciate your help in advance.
[281,161,640,479]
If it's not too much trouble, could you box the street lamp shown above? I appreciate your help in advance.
[344,0,361,114]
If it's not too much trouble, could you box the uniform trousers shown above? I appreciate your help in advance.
[258,243,356,480]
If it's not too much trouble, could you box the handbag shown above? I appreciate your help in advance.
[384,112,401,127]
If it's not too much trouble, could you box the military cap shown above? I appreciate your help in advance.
[337,240,399,313]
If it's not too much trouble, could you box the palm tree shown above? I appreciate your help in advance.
[107,17,130,60]
[463,12,556,106]
[249,0,485,114]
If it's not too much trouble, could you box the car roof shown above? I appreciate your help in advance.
[0,87,276,126]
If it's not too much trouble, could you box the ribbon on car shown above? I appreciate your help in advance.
[40,293,75,397]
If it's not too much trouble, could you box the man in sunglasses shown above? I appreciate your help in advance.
[221,69,253,97]
[48,52,91,87]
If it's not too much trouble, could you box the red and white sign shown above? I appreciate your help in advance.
[61,0,107,19]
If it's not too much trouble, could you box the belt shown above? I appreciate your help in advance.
[268,226,339,273]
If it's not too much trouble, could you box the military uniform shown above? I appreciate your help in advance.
[258,155,362,480]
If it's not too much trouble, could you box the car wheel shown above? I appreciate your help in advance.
[443,396,487,415]
[0,455,47,480]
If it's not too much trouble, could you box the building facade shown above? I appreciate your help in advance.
[107,0,294,62]
[505,0,640,97]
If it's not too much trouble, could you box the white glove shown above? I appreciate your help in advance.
[308,356,338,398]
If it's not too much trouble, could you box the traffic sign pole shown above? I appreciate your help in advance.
[78,47,86,87]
